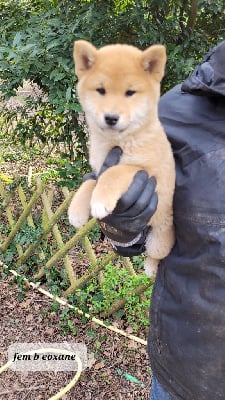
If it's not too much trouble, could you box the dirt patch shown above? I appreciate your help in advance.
[0,276,151,399]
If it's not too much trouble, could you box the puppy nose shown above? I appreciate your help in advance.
[105,113,119,126]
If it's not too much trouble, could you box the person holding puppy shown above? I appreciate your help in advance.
[84,40,225,399]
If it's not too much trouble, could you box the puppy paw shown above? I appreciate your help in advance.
[144,257,159,277]
[91,202,111,219]
[68,212,88,228]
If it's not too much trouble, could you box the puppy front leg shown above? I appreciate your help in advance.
[91,165,140,219]
[68,179,96,227]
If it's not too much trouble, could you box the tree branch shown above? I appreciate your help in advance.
[187,0,199,33]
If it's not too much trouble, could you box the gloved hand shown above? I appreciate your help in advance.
[84,146,158,256]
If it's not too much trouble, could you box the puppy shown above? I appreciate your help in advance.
[68,40,175,276]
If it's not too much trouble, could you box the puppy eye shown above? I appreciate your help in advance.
[125,90,136,97]
[96,88,106,95]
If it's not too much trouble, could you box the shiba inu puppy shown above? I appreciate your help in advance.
[68,40,175,276]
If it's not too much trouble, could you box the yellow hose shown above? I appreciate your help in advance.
[0,262,148,398]
[0,348,82,399]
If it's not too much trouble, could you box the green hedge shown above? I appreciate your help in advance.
[0,0,224,157]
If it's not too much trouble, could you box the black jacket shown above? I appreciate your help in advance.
[148,41,225,400]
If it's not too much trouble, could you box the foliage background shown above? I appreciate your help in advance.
[0,0,225,160]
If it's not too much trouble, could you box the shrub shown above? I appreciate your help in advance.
[0,0,224,157]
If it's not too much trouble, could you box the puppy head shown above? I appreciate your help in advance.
[73,40,166,136]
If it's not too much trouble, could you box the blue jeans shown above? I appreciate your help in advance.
[150,375,172,400]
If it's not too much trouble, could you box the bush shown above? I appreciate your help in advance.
[0,0,224,158]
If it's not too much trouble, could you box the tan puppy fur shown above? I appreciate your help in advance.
[68,40,175,276]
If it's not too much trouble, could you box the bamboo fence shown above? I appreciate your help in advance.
[0,177,150,317]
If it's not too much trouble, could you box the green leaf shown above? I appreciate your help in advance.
[65,86,72,100]
[13,32,22,46]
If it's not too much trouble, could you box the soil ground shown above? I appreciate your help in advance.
[0,276,151,400]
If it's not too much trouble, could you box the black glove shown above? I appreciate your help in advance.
[100,169,158,255]
[84,146,158,256]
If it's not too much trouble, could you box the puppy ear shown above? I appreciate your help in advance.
[73,40,97,78]
[142,45,167,82]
